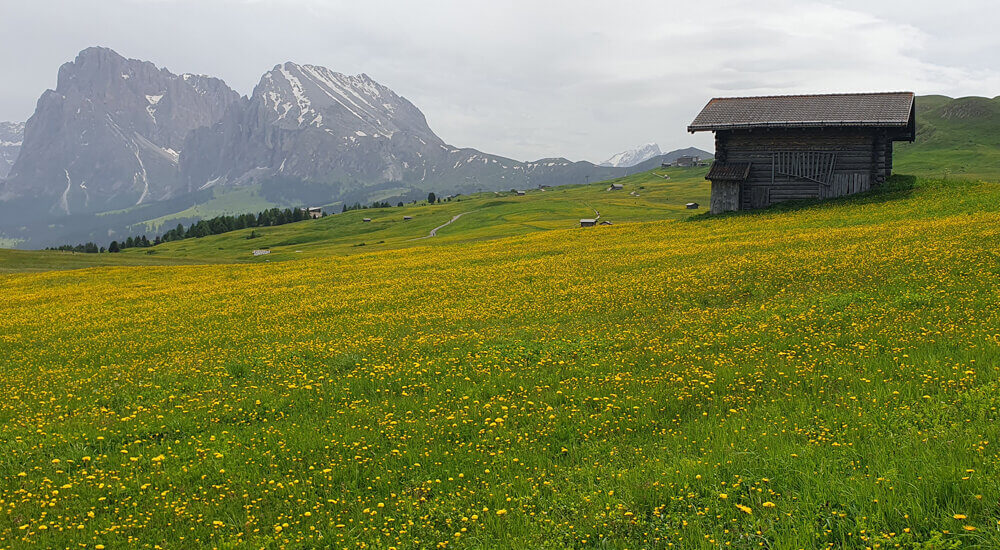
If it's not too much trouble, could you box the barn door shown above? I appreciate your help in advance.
[751,186,769,209]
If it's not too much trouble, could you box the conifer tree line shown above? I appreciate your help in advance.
[49,207,321,253]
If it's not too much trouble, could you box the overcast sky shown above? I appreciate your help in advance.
[3,0,1000,162]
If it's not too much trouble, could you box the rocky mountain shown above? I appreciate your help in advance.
[2,48,718,248]
[0,122,23,179]
[1,47,241,214]
[600,143,662,167]
[181,62,623,202]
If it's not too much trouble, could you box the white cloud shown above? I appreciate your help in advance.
[2,0,1000,162]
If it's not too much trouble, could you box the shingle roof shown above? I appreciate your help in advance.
[706,162,751,181]
[688,92,914,132]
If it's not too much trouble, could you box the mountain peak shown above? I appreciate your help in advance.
[600,143,662,168]
[251,62,437,142]
[4,48,242,213]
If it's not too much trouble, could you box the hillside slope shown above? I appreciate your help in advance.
[895,94,1000,177]
[1,175,999,547]
[0,165,712,271]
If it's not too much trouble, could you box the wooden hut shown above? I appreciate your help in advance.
[580,218,597,227]
[688,92,915,214]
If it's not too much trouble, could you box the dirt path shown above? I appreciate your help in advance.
[410,212,469,240]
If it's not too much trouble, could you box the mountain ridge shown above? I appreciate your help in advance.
[180,60,628,202]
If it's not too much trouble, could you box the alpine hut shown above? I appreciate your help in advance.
[688,92,915,214]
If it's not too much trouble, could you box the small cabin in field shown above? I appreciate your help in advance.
[609,183,624,191]
[688,92,915,214]
[302,207,323,219]
[580,218,597,227]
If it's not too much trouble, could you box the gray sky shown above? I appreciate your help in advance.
[2,0,999,162]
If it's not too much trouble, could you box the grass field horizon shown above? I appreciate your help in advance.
[3,171,1000,547]
[0,166,711,273]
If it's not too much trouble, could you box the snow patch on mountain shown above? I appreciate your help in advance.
[600,143,662,168]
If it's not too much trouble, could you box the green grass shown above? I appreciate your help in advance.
[895,95,1000,179]
[0,248,231,274]
[135,186,296,233]
[1,175,999,548]
[1,166,710,272]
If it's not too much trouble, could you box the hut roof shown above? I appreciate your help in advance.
[688,92,915,135]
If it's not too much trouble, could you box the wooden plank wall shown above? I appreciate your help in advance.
[825,172,871,198]
[716,128,879,210]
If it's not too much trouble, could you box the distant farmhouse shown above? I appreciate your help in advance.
[661,155,704,168]
[303,207,323,219]
[688,92,915,214]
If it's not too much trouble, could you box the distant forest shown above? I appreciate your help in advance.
[46,194,450,254]
[47,207,322,254]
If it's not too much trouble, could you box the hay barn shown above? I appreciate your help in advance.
[688,92,915,214]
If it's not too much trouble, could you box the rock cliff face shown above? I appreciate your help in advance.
[1,47,241,214]
[0,122,23,179]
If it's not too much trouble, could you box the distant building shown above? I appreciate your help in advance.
[600,220,613,225]
[252,249,270,256]
[362,217,372,222]
[688,92,915,214]
[515,190,526,196]
[302,206,323,219]
[673,155,700,167]
[580,219,597,227]
[403,216,413,220]
[609,183,624,191]
[686,202,699,209]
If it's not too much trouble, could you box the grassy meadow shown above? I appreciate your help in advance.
[2,173,1000,548]
[0,166,709,272]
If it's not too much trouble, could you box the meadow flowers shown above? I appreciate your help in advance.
[1,179,999,547]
